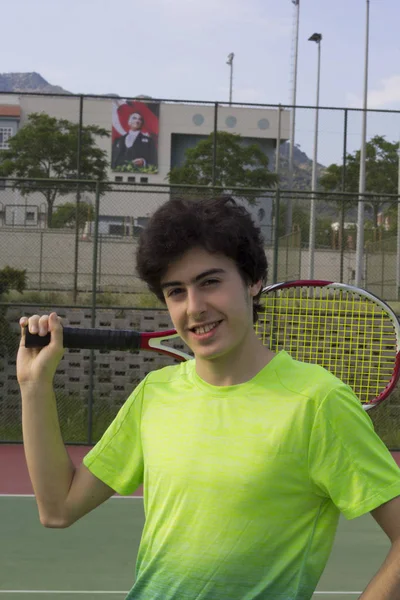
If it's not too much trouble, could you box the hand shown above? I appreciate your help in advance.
[17,312,65,386]
[132,158,145,168]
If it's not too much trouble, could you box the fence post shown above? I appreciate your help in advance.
[87,181,100,445]
[339,196,345,282]
[212,102,219,188]
[39,230,44,291]
[73,95,84,303]
[340,109,348,282]
[272,189,281,283]
[381,239,385,299]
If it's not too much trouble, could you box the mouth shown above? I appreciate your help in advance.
[189,320,223,336]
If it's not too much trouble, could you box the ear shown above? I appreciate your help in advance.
[249,280,263,297]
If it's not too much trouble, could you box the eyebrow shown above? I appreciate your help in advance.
[161,268,226,290]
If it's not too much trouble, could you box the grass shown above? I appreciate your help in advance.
[2,386,400,448]
[3,289,165,309]
[0,392,121,445]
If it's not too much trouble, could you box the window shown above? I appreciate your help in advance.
[26,211,35,221]
[140,177,148,183]
[0,127,13,149]
[109,224,129,236]
[114,176,123,182]
[127,176,136,183]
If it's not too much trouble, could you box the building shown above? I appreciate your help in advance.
[0,93,290,242]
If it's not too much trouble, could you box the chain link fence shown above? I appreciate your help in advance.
[1,178,400,447]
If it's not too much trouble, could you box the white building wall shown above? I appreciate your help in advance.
[1,94,290,221]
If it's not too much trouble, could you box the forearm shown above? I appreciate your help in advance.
[359,539,400,599]
[21,381,75,526]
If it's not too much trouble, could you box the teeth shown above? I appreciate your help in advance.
[194,322,218,335]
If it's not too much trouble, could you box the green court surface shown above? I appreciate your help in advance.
[0,496,391,599]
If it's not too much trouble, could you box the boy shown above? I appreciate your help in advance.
[17,196,400,599]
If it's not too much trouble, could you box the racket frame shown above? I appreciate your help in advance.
[140,330,192,361]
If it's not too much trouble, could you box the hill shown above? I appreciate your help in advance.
[0,72,70,94]
[277,142,326,191]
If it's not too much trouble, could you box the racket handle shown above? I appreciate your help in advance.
[25,327,142,351]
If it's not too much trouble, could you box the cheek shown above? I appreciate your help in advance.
[165,302,183,330]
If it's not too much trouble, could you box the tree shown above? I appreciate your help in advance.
[0,113,110,227]
[167,131,278,202]
[320,135,399,227]
[51,201,94,229]
[277,202,332,246]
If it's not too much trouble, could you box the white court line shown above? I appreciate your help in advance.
[0,592,128,596]
[0,592,363,596]
[0,494,143,499]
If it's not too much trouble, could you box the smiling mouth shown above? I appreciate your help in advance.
[190,321,222,335]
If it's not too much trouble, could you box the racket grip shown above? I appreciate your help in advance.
[25,327,141,351]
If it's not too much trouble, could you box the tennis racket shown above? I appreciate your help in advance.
[256,280,400,410]
[25,280,400,410]
[25,327,192,361]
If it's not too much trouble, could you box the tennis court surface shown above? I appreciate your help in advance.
[1,445,399,599]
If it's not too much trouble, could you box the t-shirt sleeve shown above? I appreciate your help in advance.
[83,379,145,496]
[308,384,400,519]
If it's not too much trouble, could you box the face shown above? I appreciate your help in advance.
[128,113,143,131]
[160,247,261,362]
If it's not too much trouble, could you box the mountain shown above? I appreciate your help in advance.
[277,142,326,191]
[0,72,70,94]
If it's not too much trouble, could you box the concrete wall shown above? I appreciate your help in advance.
[0,225,364,292]
[0,305,191,442]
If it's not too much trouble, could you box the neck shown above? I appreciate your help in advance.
[194,332,275,387]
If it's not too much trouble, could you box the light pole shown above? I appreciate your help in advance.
[226,53,234,104]
[355,0,370,287]
[308,33,322,279]
[286,0,300,234]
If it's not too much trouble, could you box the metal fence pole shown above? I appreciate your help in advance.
[73,95,84,303]
[381,238,385,299]
[87,181,100,445]
[272,189,281,283]
[340,109,348,282]
[98,234,102,288]
[212,102,219,188]
[355,0,370,287]
[39,230,44,291]
[271,108,283,256]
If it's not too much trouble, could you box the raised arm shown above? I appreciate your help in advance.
[17,312,114,528]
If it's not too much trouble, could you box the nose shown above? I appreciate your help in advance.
[186,287,206,319]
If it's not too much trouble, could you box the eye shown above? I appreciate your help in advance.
[202,278,220,287]
[167,287,185,298]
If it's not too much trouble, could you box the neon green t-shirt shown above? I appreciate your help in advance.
[83,350,400,599]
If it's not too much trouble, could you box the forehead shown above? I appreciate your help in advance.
[161,247,237,284]
[129,113,142,120]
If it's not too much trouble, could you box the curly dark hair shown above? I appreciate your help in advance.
[136,196,268,322]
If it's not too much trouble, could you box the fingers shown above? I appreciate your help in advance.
[47,312,63,346]
[19,313,63,347]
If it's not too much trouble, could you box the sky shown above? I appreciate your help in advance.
[3,0,400,165]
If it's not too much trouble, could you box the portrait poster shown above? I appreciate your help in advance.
[111,99,159,173]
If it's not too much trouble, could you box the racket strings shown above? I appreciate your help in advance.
[255,287,398,404]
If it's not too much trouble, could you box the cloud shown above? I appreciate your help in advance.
[347,75,400,109]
